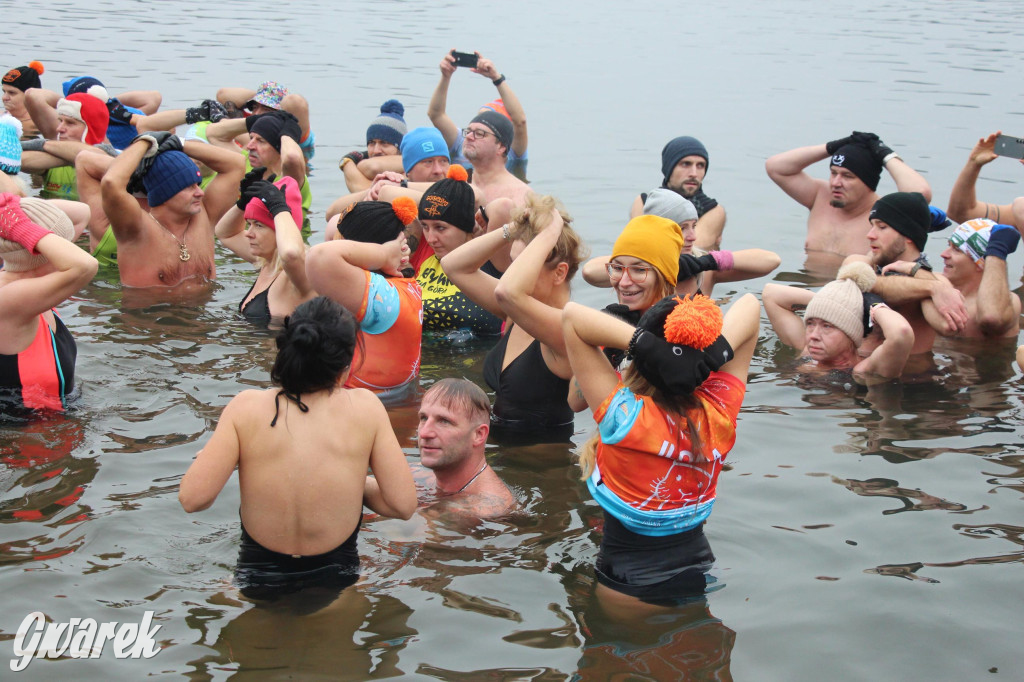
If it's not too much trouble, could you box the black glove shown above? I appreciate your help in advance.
[106,98,135,125]
[236,166,268,210]
[133,131,174,158]
[630,330,713,396]
[861,292,885,331]
[601,303,643,368]
[274,110,302,143]
[851,131,894,165]
[185,99,228,125]
[21,138,46,152]
[244,180,290,218]
[825,133,857,156]
[156,134,183,155]
[677,253,719,281]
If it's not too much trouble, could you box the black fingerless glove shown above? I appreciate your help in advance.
[106,98,135,125]
[677,253,719,281]
[185,99,229,125]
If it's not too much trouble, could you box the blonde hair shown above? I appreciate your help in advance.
[508,194,588,280]
[577,365,705,480]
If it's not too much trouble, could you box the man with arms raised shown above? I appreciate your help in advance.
[207,110,310,229]
[947,131,1024,230]
[843,191,964,354]
[100,133,243,287]
[767,132,931,258]
[417,378,517,519]
[630,136,726,250]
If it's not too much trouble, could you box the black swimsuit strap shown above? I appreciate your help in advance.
[270,390,309,427]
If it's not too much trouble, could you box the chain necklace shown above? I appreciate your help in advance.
[149,213,191,262]
[447,461,488,496]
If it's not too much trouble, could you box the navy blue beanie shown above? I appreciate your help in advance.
[366,99,406,147]
[144,151,202,207]
[661,136,709,183]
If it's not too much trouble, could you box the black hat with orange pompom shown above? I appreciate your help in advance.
[3,61,44,92]
[337,195,418,245]
[418,164,475,233]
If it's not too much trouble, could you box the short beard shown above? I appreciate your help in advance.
[829,198,846,208]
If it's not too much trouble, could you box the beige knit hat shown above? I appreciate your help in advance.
[0,197,75,272]
[804,261,877,347]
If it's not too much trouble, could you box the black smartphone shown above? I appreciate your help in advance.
[994,134,1024,160]
[450,50,478,68]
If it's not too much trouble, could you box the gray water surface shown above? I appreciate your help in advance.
[1,1,1023,679]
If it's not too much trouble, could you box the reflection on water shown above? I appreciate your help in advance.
[2,0,1024,678]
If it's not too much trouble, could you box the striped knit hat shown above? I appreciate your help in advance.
[366,99,406,147]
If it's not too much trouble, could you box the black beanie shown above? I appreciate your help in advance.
[869,192,930,251]
[3,62,43,92]
[831,144,882,191]
[246,111,300,152]
[338,201,408,244]
[469,110,513,152]
[661,136,709,183]
[418,176,476,233]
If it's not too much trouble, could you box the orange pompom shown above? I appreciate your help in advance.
[391,195,418,226]
[447,164,469,182]
[663,295,723,350]
[28,61,44,75]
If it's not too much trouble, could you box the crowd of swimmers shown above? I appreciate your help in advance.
[2,51,1023,611]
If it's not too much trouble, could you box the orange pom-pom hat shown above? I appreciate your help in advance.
[3,61,45,92]
[663,295,723,350]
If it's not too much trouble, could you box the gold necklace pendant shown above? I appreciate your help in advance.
[178,242,191,262]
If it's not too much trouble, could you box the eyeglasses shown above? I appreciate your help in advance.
[463,127,496,141]
[605,262,653,283]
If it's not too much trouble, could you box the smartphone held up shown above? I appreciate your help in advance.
[994,134,1024,160]
[450,50,479,68]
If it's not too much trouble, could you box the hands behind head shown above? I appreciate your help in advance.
[134,131,180,158]
[382,233,410,277]
[244,180,290,217]
[237,166,269,210]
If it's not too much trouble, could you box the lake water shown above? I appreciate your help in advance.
[2,0,1023,679]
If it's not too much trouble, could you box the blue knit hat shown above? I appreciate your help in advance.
[0,114,22,175]
[62,75,106,98]
[400,127,450,173]
[144,151,202,207]
[661,136,709,184]
[366,99,406,147]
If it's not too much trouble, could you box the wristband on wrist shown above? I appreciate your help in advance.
[626,328,644,358]
[492,74,506,87]
[882,152,901,165]
[339,157,352,170]
[400,179,408,188]
[502,224,511,241]
[908,262,922,277]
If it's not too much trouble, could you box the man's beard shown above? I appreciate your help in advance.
[829,198,846,208]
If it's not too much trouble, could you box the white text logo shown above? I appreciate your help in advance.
[10,611,161,672]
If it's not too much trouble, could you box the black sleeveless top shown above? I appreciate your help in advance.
[483,326,574,434]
